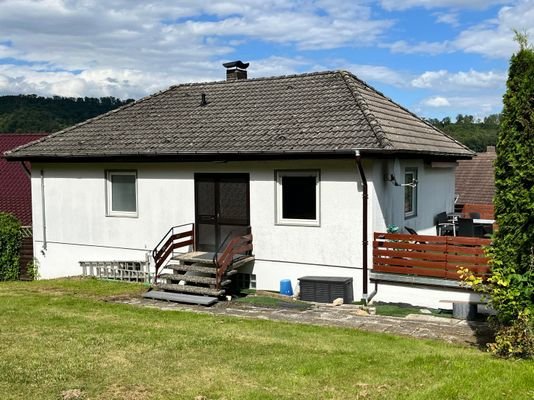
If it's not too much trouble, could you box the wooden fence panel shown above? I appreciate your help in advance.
[373,232,491,280]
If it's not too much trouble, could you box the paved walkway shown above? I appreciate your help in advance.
[113,297,491,347]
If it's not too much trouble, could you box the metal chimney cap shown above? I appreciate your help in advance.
[223,60,249,69]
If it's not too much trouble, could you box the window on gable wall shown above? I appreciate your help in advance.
[276,170,320,226]
[106,170,138,217]
[404,168,417,218]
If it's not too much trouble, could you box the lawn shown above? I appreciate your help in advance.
[0,279,532,400]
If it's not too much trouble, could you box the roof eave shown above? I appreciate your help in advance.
[5,147,473,162]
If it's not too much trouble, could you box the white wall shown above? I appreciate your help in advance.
[371,159,456,235]
[31,157,460,307]
[31,159,367,297]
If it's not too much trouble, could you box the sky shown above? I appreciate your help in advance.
[0,0,533,120]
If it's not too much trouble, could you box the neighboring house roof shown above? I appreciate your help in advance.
[455,146,496,205]
[5,71,472,161]
[0,134,47,225]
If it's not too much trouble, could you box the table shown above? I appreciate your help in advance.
[473,219,495,224]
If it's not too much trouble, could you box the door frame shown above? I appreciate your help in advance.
[194,173,250,251]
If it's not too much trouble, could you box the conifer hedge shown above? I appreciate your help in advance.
[486,32,534,357]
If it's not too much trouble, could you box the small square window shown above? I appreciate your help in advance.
[276,170,320,226]
[404,168,417,218]
[106,171,138,217]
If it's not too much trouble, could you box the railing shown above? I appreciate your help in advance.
[80,260,151,283]
[152,223,195,283]
[373,232,491,280]
[214,226,253,289]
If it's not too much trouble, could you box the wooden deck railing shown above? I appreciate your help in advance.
[152,223,195,283]
[373,233,491,280]
[214,226,253,289]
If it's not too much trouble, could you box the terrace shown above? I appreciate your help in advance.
[371,232,491,288]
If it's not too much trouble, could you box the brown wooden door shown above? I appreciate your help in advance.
[194,173,250,252]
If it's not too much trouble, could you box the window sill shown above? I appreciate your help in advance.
[276,219,320,227]
[106,212,138,218]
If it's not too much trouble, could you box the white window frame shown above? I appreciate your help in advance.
[106,170,138,217]
[276,170,320,226]
[404,168,418,219]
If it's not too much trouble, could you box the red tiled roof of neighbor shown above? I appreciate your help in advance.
[0,134,47,225]
[455,146,496,205]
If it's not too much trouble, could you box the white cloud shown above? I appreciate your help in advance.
[434,12,460,27]
[384,1,534,59]
[346,64,407,87]
[0,0,395,97]
[455,1,534,58]
[423,96,450,107]
[379,0,510,11]
[387,40,453,55]
[411,69,506,90]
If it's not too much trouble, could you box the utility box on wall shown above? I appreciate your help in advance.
[298,276,354,303]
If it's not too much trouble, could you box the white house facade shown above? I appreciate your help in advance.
[7,65,475,307]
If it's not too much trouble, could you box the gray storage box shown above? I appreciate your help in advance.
[298,276,353,303]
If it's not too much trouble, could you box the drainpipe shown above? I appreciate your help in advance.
[40,169,47,252]
[354,151,369,302]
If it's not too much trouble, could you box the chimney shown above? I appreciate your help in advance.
[223,60,249,81]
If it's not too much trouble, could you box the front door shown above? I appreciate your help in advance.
[194,173,250,252]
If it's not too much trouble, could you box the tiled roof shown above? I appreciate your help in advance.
[455,147,496,205]
[0,134,47,225]
[5,71,472,160]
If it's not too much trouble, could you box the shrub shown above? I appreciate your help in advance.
[0,212,22,281]
[25,258,40,281]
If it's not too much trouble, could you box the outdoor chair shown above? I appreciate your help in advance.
[435,212,455,236]
[457,217,484,237]
[404,226,418,235]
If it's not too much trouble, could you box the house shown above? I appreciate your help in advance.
[455,146,496,219]
[0,133,46,225]
[5,63,475,307]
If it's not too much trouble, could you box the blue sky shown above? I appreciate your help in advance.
[0,0,532,119]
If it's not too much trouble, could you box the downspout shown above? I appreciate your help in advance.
[40,169,47,252]
[354,151,370,302]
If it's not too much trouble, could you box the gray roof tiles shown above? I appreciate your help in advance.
[5,71,472,160]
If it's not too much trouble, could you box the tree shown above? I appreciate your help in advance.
[482,31,534,357]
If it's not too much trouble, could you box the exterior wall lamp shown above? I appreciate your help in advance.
[385,174,418,188]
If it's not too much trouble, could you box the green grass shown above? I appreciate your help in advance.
[1,278,533,400]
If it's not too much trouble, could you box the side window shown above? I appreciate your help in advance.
[404,168,417,218]
[106,170,138,217]
[276,170,320,226]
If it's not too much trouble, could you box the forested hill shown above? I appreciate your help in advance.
[426,114,500,152]
[0,95,134,133]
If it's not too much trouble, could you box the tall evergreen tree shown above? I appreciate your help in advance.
[485,32,534,356]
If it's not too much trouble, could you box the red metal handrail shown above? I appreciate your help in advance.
[213,226,253,289]
[373,232,491,280]
[152,223,195,283]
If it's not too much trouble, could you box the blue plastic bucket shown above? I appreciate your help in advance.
[280,279,293,296]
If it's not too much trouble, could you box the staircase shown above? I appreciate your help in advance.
[144,224,253,306]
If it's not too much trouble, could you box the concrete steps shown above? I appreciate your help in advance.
[154,283,225,297]
[143,290,218,306]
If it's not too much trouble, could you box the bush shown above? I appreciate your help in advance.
[0,212,22,281]
[488,312,534,359]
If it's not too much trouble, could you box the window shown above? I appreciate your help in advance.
[404,168,417,218]
[106,171,138,217]
[276,170,320,226]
